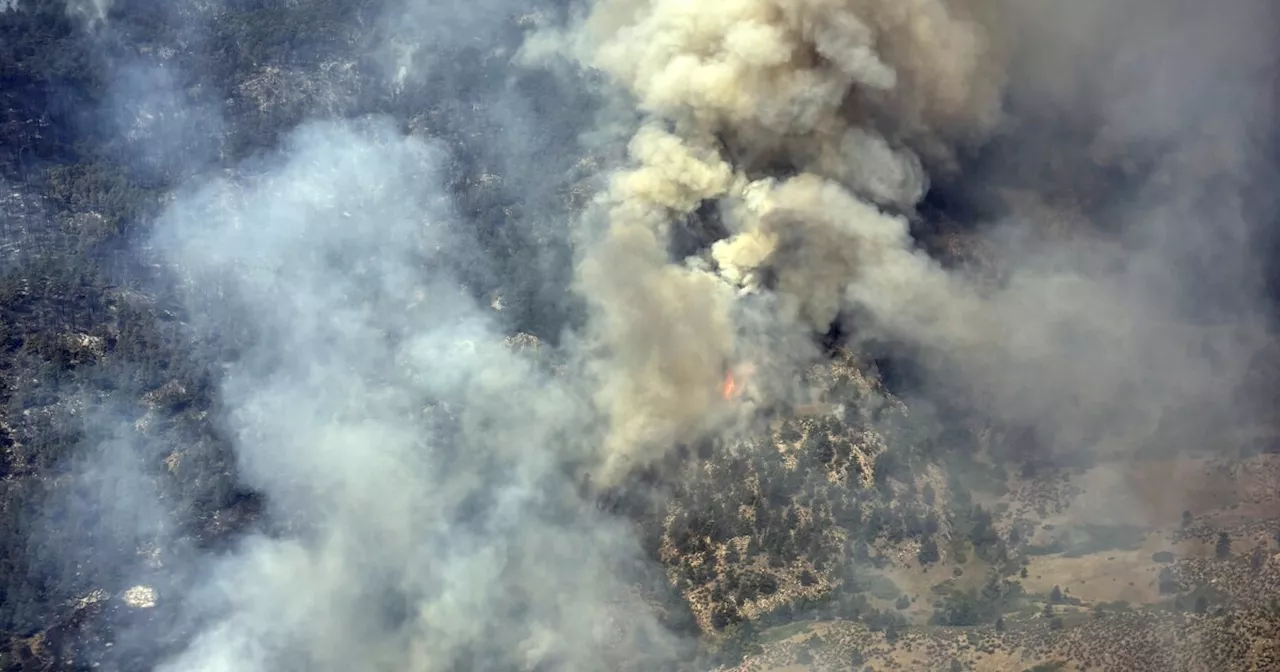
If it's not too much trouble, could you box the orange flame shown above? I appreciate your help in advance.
[721,370,737,400]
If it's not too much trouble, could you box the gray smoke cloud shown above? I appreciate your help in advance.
[525,0,1280,517]
[511,0,1011,483]
[862,0,1280,515]
[148,117,686,671]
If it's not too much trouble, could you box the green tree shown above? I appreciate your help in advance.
[969,505,999,551]
[716,620,761,665]
[710,605,740,631]
[918,537,940,565]
[932,588,1001,627]
[1215,532,1232,559]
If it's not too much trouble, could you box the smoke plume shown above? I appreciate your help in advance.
[148,118,686,671]
[522,0,1014,482]
[533,0,1278,489]
[25,0,1277,669]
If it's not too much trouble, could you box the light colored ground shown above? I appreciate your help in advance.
[730,450,1280,672]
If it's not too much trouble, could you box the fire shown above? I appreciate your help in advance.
[720,363,756,401]
[721,370,737,400]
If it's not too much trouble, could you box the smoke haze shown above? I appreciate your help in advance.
[144,117,689,671]
[10,0,1279,669]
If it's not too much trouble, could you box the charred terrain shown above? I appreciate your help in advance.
[3,1,1280,671]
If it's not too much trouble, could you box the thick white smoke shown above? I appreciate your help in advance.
[149,119,685,672]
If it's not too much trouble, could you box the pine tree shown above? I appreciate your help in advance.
[1216,532,1232,559]
[918,536,940,565]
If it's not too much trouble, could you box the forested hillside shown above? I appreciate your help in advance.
[4,1,1280,671]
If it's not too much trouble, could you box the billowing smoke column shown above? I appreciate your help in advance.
[532,0,1276,479]
[522,0,1010,483]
